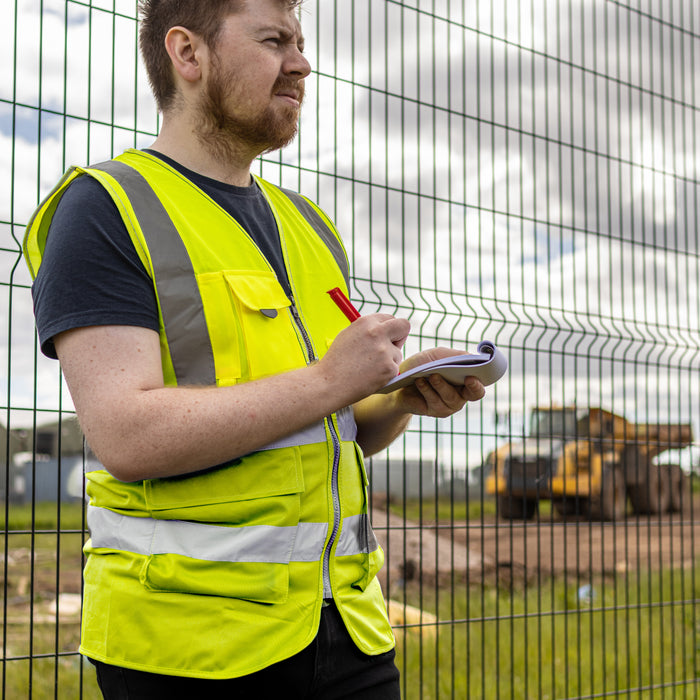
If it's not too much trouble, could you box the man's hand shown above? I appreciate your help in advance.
[316,313,411,404]
[391,347,486,418]
[353,346,486,456]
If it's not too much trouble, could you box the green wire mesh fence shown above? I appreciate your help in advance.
[2,0,699,697]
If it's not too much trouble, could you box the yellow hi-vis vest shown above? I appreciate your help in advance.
[23,149,394,679]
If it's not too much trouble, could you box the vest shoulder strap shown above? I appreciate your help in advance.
[277,185,350,290]
[91,159,217,386]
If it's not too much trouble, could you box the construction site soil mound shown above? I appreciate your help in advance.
[371,495,700,590]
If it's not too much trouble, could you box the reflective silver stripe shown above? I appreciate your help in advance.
[279,187,350,290]
[87,505,328,564]
[258,406,357,451]
[90,160,217,386]
[335,513,379,557]
[291,522,331,562]
[336,405,358,441]
[257,421,327,451]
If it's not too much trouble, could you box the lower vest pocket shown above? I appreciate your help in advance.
[140,553,289,604]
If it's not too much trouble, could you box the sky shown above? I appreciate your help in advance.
[1,0,698,466]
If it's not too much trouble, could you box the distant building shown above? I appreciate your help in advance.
[11,415,85,458]
[3,416,91,504]
[365,455,486,502]
[365,456,438,500]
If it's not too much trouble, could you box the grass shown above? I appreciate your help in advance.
[392,565,700,699]
[2,640,101,699]
[388,496,555,522]
[1,503,98,697]
[0,501,87,532]
[388,497,498,522]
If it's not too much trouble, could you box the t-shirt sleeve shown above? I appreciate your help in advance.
[31,174,160,359]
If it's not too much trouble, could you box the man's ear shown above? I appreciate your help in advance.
[164,26,205,84]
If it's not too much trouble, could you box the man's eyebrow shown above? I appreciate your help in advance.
[254,24,305,44]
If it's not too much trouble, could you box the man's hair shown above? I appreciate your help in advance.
[138,0,303,112]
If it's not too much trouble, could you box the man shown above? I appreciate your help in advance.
[24,0,485,697]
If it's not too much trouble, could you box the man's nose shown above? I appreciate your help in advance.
[284,47,311,78]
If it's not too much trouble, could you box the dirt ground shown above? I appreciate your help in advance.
[372,495,700,589]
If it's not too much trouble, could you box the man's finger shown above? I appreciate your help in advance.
[416,376,465,417]
[461,377,486,401]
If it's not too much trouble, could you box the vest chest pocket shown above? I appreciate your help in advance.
[198,270,307,385]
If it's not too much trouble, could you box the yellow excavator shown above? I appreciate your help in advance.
[484,406,694,520]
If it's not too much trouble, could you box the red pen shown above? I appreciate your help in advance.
[327,287,361,322]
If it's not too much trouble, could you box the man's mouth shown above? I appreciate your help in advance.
[274,82,304,108]
[275,91,301,107]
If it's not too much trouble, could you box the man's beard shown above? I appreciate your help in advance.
[195,60,304,165]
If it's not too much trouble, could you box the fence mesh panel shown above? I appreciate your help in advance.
[2,0,698,697]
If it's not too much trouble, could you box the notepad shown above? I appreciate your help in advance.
[376,340,507,394]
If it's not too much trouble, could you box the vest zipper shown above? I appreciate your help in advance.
[323,418,342,598]
[289,301,316,363]
[287,297,340,599]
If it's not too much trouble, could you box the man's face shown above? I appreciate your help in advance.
[196,0,311,157]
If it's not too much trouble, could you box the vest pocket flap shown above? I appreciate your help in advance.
[140,554,289,604]
[144,447,305,513]
[224,271,291,312]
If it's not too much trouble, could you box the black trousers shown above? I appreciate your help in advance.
[92,601,401,699]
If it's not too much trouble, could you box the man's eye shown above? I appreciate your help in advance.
[265,37,281,46]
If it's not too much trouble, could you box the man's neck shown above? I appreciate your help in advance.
[149,119,256,188]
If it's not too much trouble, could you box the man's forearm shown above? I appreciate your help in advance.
[353,393,412,457]
[81,366,349,481]
[56,316,411,482]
